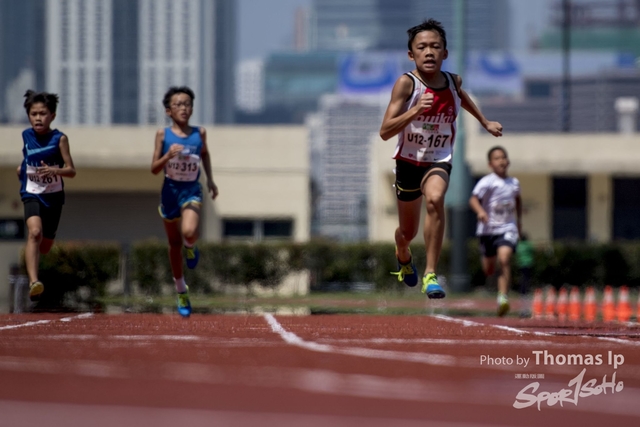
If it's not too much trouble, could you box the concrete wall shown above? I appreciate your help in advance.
[0,125,310,242]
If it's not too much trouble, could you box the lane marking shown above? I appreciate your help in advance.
[0,320,52,331]
[0,313,93,332]
[263,313,456,367]
[317,338,610,347]
[431,315,551,336]
[432,314,640,347]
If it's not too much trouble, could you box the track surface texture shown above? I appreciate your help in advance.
[1,312,639,426]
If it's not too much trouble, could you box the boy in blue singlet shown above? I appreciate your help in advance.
[18,90,77,302]
[151,86,218,318]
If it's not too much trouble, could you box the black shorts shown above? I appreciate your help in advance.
[395,159,452,202]
[23,199,63,240]
[479,232,518,258]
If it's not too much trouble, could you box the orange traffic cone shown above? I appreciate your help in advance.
[545,287,556,319]
[557,287,568,322]
[602,285,615,322]
[569,286,581,322]
[584,287,597,322]
[617,286,631,323]
[532,288,544,319]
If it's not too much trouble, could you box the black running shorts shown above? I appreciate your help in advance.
[23,199,63,240]
[394,159,452,202]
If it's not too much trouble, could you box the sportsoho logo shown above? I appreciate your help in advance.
[511,350,625,410]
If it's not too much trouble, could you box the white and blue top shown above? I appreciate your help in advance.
[19,128,65,206]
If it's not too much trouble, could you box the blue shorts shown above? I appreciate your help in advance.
[159,181,203,221]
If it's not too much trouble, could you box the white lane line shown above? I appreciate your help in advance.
[263,313,456,367]
[60,313,93,322]
[432,314,640,346]
[0,313,93,331]
[0,319,52,331]
[431,314,551,336]
[317,338,603,347]
[595,336,640,347]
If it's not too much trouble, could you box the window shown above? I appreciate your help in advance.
[553,177,586,240]
[223,219,294,240]
[613,178,640,240]
[223,220,254,238]
[264,220,293,238]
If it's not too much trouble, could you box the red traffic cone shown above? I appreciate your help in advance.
[569,286,581,322]
[545,287,556,320]
[557,287,568,322]
[532,288,543,319]
[617,285,631,323]
[584,287,597,322]
[602,285,615,323]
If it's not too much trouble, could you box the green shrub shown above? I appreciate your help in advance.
[22,242,120,310]
[22,240,640,305]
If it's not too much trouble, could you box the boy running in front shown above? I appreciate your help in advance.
[469,146,521,316]
[151,86,218,317]
[380,19,503,298]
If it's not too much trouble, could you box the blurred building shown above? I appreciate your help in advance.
[482,73,640,133]
[309,94,384,241]
[540,0,640,55]
[480,0,640,133]
[0,0,46,124]
[3,0,235,126]
[46,0,113,125]
[237,52,338,124]
[236,59,265,114]
[311,0,510,52]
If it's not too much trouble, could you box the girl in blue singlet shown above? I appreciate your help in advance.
[151,86,218,318]
[18,90,77,302]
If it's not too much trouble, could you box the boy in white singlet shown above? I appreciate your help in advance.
[380,19,503,298]
[469,146,521,316]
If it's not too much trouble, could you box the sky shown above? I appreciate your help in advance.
[237,0,554,61]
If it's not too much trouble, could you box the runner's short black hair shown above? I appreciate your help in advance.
[487,146,508,161]
[407,19,447,50]
[162,86,195,108]
[23,90,59,114]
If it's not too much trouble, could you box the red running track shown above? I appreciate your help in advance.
[0,312,639,427]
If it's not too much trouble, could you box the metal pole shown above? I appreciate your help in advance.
[448,0,471,293]
[562,0,571,132]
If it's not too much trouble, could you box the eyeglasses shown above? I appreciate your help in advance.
[171,102,192,109]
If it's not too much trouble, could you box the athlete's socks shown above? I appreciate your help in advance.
[174,277,187,293]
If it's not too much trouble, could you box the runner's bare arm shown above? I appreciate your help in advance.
[453,74,503,137]
[199,127,218,199]
[379,75,432,140]
[469,195,488,223]
[37,135,76,178]
[151,129,182,174]
[516,194,522,236]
